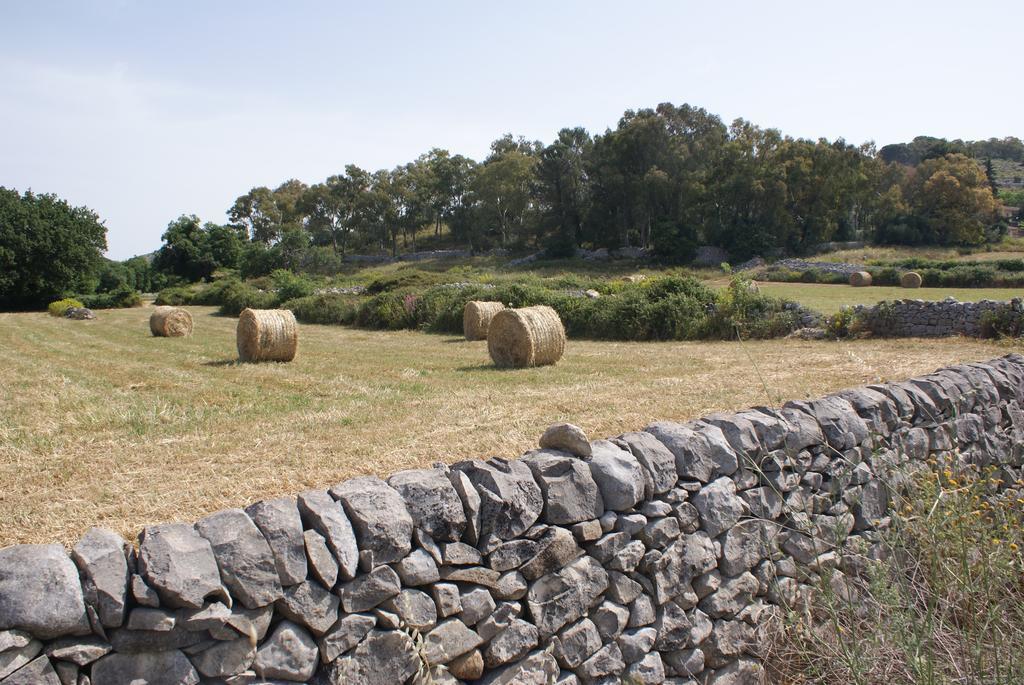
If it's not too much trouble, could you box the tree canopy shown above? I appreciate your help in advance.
[151,102,1008,280]
[0,188,108,309]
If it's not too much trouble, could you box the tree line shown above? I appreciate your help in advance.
[2,102,1010,308]
[156,103,1006,282]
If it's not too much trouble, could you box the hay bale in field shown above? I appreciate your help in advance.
[463,301,506,341]
[237,308,298,362]
[900,271,923,288]
[849,271,872,287]
[150,306,193,337]
[487,305,566,368]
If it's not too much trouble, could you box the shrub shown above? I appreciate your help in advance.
[79,284,142,309]
[705,276,802,339]
[282,294,358,325]
[271,269,316,303]
[823,306,858,338]
[191,279,240,306]
[154,286,193,306]
[641,274,716,302]
[767,464,1024,683]
[364,270,448,295]
[217,281,276,316]
[412,285,489,333]
[864,267,900,286]
[356,291,414,329]
[980,304,1024,338]
[48,298,84,316]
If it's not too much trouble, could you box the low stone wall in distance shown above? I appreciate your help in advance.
[853,297,1023,337]
[2,355,1024,684]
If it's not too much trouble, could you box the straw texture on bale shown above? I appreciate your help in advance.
[463,301,506,341]
[487,305,566,368]
[237,308,298,362]
[149,306,193,337]
[900,271,923,288]
[850,271,873,287]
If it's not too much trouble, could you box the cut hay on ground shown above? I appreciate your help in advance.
[463,301,506,341]
[149,306,193,337]
[237,308,298,362]
[0,305,1008,545]
[487,305,566,368]
[901,271,923,288]
[850,271,873,287]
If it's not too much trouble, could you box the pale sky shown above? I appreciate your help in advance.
[2,1,1021,259]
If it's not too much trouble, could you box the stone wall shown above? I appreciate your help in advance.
[853,297,1024,337]
[3,355,1024,685]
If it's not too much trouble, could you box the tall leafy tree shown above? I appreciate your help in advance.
[473,136,540,247]
[905,154,1000,245]
[533,127,592,256]
[0,187,107,309]
[300,166,371,255]
[228,187,283,243]
[272,179,310,225]
[154,215,243,281]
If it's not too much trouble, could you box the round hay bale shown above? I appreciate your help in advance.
[849,271,872,287]
[463,301,506,341]
[237,308,298,362]
[900,271,923,288]
[150,306,193,337]
[487,305,566,368]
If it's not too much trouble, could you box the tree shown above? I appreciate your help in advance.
[984,158,998,196]
[154,215,243,282]
[533,128,592,256]
[905,154,1000,245]
[228,187,283,243]
[473,136,540,247]
[300,166,371,255]
[272,179,310,225]
[0,187,107,309]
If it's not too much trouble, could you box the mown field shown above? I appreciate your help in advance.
[0,304,1016,546]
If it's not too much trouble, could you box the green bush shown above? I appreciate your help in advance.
[865,267,900,286]
[217,281,276,316]
[364,270,448,295]
[824,306,858,338]
[271,269,316,303]
[154,286,193,306]
[701,276,801,339]
[79,284,142,309]
[282,294,358,325]
[192,279,240,306]
[412,285,486,332]
[48,298,84,316]
[356,291,414,329]
[980,305,1024,338]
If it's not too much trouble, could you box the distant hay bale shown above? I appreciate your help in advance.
[900,271,923,288]
[463,301,506,341]
[237,308,298,362]
[849,271,873,287]
[487,305,566,368]
[150,306,193,337]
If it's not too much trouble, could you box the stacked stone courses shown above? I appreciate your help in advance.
[854,297,1024,337]
[3,354,1024,684]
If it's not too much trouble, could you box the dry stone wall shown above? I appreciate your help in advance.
[3,355,1024,685]
[854,297,1024,337]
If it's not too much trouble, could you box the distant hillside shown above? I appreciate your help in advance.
[879,135,1024,188]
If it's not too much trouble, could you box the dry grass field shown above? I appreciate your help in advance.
[0,305,1016,546]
